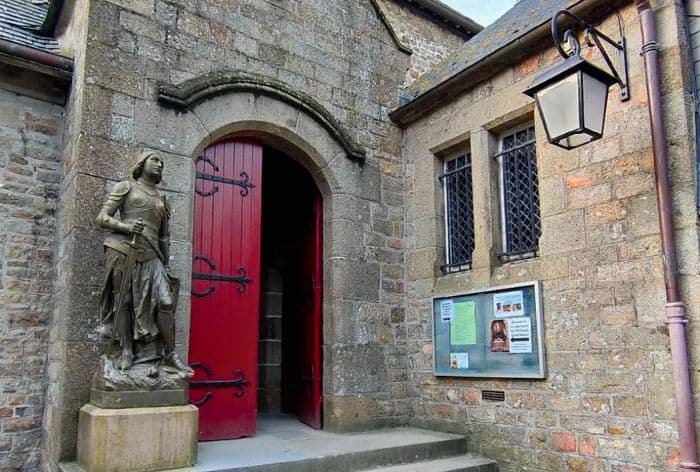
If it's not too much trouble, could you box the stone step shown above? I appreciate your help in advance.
[60,415,492,472]
[356,454,497,472]
[195,427,469,472]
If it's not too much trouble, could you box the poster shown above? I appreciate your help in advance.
[507,317,532,353]
[450,352,469,369]
[493,290,524,317]
[489,320,510,352]
[440,299,454,322]
[450,301,476,345]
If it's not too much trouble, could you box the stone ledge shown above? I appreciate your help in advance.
[90,388,188,409]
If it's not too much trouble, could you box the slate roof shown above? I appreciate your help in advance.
[0,0,60,52]
[400,0,584,103]
[401,0,483,36]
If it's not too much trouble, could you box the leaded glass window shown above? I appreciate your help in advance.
[440,154,474,272]
[498,125,540,260]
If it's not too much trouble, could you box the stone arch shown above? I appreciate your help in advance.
[192,119,337,199]
[146,75,383,430]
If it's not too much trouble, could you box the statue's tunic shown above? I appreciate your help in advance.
[98,180,171,350]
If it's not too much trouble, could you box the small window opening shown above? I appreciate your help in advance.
[495,124,540,262]
[439,153,474,272]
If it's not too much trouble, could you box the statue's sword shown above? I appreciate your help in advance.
[112,227,141,344]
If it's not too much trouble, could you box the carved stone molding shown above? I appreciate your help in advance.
[157,70,366,163]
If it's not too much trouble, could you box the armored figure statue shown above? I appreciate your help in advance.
[96,150,193,386]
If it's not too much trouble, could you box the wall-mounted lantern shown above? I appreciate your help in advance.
[524,9,629,150]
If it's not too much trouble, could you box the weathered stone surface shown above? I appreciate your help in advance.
[0,89,63,471]
[327,258,380,302]
[4,0,696,471]
[328,345,387,395]
[76,404,197,471]
[44,0,459,462]
[398,3,698,472]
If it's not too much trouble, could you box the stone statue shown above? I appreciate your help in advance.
[94,150,193,398]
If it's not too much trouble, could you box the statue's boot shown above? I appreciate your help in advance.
[115,306,133,371]
[117,350,133,371]
[158,304,194,377]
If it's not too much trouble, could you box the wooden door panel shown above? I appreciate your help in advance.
[189,140,263,441]
[298,190,323,428]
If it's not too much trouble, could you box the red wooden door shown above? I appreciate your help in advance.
[298,190,323,428]
[189,139,263,440]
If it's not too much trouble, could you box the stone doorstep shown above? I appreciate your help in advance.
[356,454,497,472]
[61,414,497,472]
[187,425,471,472]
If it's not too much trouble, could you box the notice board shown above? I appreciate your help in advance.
[432,281,546,379]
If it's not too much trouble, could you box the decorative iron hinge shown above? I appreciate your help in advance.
[191,255,251,297]
[189,363,250,406]
[192,267,251,295]
[194,155,255,197]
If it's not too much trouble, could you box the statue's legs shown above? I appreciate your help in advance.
[157,295,193,374]
[111,260,134,370]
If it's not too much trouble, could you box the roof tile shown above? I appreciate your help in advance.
[401,0,581,103]
[0,0,60,52]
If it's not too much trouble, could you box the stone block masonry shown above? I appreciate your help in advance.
[41,0,470,467]
[373,0,470,85]
[402,1,700,471]
[0,88,64,470]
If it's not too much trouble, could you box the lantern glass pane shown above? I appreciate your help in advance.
[536,73,581,140]
[582,72,609,134]
[558,132,596,149]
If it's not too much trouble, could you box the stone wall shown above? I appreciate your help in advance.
[376,0,470,85]
[40,0,461,466]
[0,88,64,470]
[402,1,699,471]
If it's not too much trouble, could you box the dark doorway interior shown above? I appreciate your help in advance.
[258,147,322,428]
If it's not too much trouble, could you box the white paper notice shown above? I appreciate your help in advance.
[508,317,532,353]
[493,290,525,318]
[449,352,469,369]
[440,300,455,322]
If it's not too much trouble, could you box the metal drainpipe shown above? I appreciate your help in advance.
[0,38,73,73]
[634,1,700,470]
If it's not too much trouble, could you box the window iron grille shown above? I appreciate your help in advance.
[497,126,540,261]
[439,154,474,272]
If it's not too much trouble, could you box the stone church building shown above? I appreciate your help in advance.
[1,0,700,470]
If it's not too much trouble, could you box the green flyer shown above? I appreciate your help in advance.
[450,301,476,345]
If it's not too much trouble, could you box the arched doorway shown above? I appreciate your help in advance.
[188,138,322,441]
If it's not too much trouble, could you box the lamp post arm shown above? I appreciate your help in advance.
[551,9,589,59]
[587,28,624,85]
[551,9,629,101]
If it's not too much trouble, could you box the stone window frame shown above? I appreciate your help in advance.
[495,121,541,263]
[439,149,474,273]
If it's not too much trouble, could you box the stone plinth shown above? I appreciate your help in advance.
[77,404,197,472]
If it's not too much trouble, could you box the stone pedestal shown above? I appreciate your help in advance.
[77,404,198,472]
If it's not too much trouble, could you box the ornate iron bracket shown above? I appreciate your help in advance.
[191,255,217,298]
[194,154,255,197]
[551,9,629,101]
[194,155,219,197]
[193,254,216,270]
[192,267,251,294]
[191,254,251,297]
[196,170,255,196]
[190,391,212,406]
[191,285,215,298]
[189,362,250,406]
